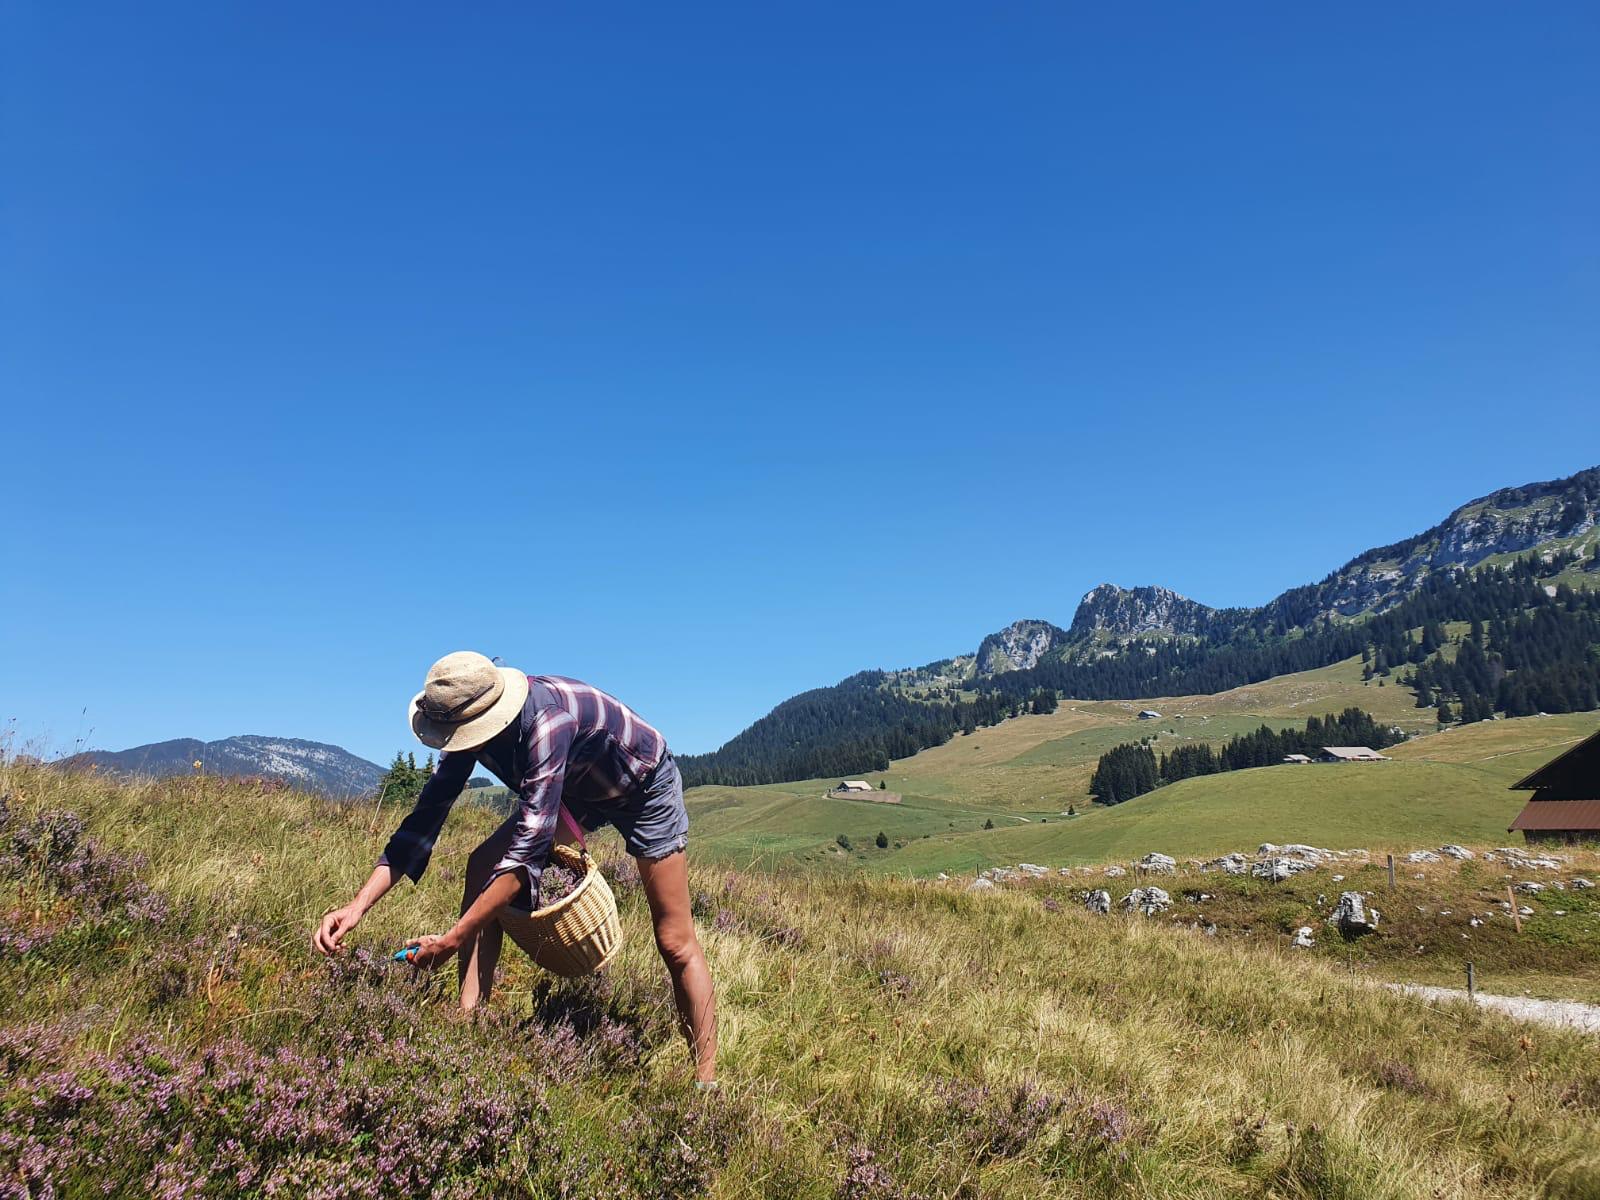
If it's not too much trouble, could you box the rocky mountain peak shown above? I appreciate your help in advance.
[60,735,384,797]
[1068,584,1219,639]
[975,619,1067,676]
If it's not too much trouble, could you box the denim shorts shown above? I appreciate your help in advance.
[569,753,689,862]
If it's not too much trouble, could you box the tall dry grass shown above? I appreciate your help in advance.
[2,761,1598,1198]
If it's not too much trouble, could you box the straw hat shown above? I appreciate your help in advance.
[410,651,530,751]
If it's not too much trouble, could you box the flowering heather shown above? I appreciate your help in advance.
[597,853,640,895]
[3,765,1599,1198]
[537,862,580,907]
[837,1145,924,1200]
[0,805,169,963]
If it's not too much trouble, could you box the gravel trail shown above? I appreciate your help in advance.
[1387,983,1600,1034]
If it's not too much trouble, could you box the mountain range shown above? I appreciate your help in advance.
[61,736,384,798]
[679,465,1600,786]
[973,466,1600,677]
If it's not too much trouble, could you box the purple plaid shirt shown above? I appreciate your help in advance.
[379,676,666,898]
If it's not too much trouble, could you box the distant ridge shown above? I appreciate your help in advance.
[60,735,384,798]
[682,463,1600,786]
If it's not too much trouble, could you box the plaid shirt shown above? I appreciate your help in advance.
[379,676,666,898]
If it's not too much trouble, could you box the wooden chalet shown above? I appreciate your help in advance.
[1508,726,1600,845]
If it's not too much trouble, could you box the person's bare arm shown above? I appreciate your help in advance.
[312,864,399,956]
[402,869,525,969]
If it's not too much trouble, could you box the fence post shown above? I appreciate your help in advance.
[1506,885,1523,934]
[1466,961,1476,996]
[1387,854,1396,890]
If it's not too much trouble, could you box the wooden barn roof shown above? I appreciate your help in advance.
[1509,726,1600,792]
[1509,799,1600,832]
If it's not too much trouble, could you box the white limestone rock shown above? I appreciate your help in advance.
[1439,845,1475,860]
[1253,857,1318,882]
[1138,853,1177,874]
[1121,886,1171,916]
[1291,926,1315,949]
[1084,889,1112,915]
[1330,891,1379,933]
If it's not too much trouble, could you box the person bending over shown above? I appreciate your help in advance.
[313,651,716,1084]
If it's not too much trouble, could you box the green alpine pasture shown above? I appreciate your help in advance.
[684,650,1598,877]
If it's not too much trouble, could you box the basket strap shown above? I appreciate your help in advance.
[557,803,587,849]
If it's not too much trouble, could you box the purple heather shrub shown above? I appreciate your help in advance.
[537,862,581,907]
[1082,1099,1132,1149]
[0,805,171,966]
[1041,895,1062,913]
[934,1078,1072,1161]
[712,908,741,933]
[836,1145,924,1200]
[876,969,916,1000]
[598,852,641,894]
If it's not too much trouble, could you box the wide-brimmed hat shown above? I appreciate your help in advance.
[410,651,530,752]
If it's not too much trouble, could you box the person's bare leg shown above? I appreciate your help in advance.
[460,816,585,1011]
[457,817,516,1011]
[637,850,717,1082]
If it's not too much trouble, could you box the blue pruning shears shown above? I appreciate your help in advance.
[393,946,419,963]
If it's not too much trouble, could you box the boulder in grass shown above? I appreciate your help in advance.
[1203,853,1249,875]
[1103,865,1127,878]
[1572,878,1595,890]
[1291,926,1315,949]
[1439,845,1475,860]
[1084,889,1112,915]
[1138,853,1177,874]
[1252,858,1317,883]
[1329,891,1378,934]
[1405,850,1442,864]
[1278,844,1336,862]
[1514,881,1545,894]
[1121,886,1171,916]
[1017,863,1049,877]
[967,878,997,893]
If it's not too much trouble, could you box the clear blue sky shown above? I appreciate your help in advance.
[3,3,1596,765]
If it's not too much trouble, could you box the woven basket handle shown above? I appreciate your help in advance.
[557,803,586,850]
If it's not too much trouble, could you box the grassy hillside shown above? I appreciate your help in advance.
[684,651,1597,877]
[4,763,1600,1197]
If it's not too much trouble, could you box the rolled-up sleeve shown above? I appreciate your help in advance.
[379,750,475,883]
[488,705,576,901]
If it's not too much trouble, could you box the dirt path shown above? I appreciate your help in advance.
[1387,983,1600,1034]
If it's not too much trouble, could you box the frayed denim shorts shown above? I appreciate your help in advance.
[568,753,689,862]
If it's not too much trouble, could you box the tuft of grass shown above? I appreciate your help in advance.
[2,762,1599,1197]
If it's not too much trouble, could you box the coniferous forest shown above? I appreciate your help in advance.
[1088,708,1406,806]
[678,551,1600,788]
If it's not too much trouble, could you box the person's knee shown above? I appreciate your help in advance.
[465,840,500,886]
[653,919,701,973]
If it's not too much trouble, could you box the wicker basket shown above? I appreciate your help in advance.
[521,843,623,977]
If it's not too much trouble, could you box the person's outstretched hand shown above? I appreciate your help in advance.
[313,903,364,956]
[401,933,460,970]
